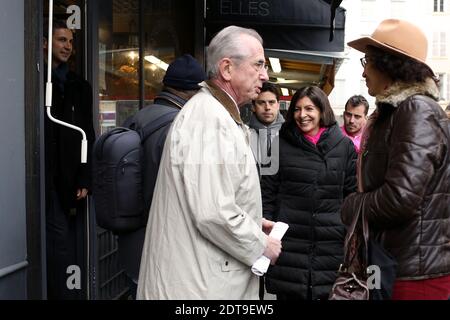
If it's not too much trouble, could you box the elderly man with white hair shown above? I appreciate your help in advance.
[137,26,282,300]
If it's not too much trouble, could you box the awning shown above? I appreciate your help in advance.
[264,49,347,95]
[205,0,346,94]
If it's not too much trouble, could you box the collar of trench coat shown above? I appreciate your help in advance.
[202,80,244,125]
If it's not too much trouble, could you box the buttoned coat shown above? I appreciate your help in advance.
[137,81,267,300]
[45,66,96,210]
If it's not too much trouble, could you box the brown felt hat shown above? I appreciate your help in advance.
[348,19,433,72]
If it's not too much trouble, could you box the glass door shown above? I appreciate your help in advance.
[43,0,91,300]
[97,0,197,134]
[93,0,200,300]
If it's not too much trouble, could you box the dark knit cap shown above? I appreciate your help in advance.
[163,54,206,90]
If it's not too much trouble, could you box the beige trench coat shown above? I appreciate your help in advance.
[136,82,268,300]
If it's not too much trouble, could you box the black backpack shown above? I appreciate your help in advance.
[92,110,177,233]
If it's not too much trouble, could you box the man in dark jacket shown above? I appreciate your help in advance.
[117,54,206,299]
[44,20,96,299]
[249,82,285,176]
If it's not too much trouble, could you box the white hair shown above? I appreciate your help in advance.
[206,26,263,79]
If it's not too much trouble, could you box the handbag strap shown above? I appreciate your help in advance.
[344,123,372,272]
[361,200,369,267]
[342,193,369,272]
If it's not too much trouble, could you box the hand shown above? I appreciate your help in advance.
[262,218,275,235]
[263,236,282,265]
[76,188,88,200]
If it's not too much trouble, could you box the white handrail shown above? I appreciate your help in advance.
[46,0,87,163]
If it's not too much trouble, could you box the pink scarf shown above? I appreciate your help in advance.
[303,127,326,145]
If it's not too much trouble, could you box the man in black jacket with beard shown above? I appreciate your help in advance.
[44,20,96,299]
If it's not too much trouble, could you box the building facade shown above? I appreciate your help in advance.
[0,0,206,300]
[329,0,450,115]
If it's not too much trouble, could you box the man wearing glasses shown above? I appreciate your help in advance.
[249,82,284,176]
[341,95,369,153]
[137,26,281,300]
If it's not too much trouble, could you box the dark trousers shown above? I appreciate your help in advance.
[46,190,79,300]
[259,277,265,300]
[127,276,138,300]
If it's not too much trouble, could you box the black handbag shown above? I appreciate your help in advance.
[368,237,397,300]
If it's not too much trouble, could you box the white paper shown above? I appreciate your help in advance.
[251,222,289,276]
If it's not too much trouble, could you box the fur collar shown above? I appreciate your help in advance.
[376,77,439,107]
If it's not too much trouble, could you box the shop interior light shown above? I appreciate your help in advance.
[144,55,169,71]
[269,57,282,73]
[128,51,138,61]
[276,77,290,96]
[281,88,290,96]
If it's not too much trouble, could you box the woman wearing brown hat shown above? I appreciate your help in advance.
[341,19,450,300]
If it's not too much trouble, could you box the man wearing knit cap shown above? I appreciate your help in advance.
[137,26,282,300]
[162,54,206,90]
[117,54,205,299]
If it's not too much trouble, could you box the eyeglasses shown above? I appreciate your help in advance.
[229,56,269,72]
[253,60,269,72]
[360,57,369,68]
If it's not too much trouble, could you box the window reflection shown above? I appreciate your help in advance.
[98,0,139,133]
[97,0,196,134]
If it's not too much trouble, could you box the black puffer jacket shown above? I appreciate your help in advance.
[262,123,357,299]
[341,79,450,280]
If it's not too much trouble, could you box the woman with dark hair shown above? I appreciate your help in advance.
[342,19,450,300]
[262,86,357,300]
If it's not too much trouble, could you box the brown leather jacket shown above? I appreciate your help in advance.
[341,79,450,280]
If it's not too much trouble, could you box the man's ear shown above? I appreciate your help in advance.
[218,58,233,81]
[251,104,256,113]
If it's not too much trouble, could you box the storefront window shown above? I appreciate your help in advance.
[142,1,196,103]
[98,0,140,133]
[97,0,196,133]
